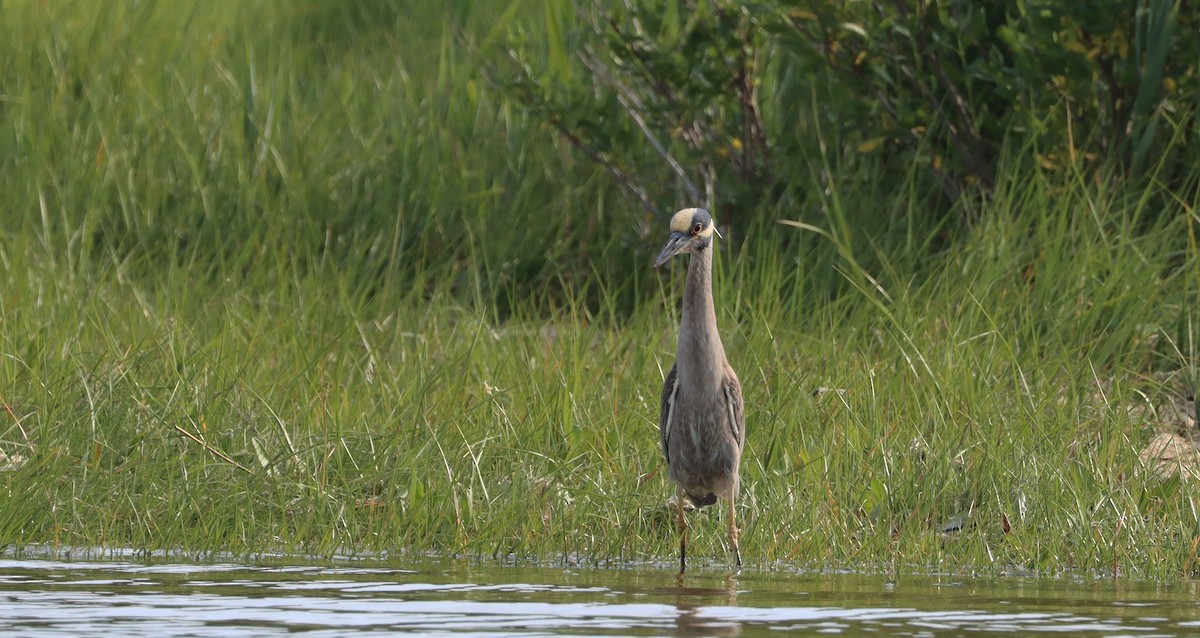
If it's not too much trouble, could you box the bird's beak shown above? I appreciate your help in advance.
[654,231,690,268]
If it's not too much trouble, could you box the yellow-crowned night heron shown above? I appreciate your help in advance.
[654,207,745,574]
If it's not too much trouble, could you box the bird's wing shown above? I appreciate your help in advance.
[723,367,745,451]
[660,363,679,460]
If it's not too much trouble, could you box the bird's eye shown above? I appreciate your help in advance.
[691,223,703,235]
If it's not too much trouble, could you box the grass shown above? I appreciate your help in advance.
[2,1,1200,579]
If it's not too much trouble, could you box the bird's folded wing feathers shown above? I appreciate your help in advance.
[723,372,745,449]
[660,363,679,458]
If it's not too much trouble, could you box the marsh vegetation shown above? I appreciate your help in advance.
[1,1,1199,578]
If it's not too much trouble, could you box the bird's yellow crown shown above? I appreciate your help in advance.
[669,207,715,237]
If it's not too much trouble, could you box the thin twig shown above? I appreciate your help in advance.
[547,113,657,214]
[927,52,993,188]
[248,387,304,472]
[492,47,658,214]
[579,49,702,204]
[0,395,30,447]
[172,422,253,474]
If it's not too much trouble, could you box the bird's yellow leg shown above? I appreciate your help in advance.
[677,486,688,575]
[728,496,742,570]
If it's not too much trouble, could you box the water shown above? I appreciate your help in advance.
[2,554,1199,636]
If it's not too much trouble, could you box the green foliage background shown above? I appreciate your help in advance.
[1,0,1200,577]
[500,0,1198,228]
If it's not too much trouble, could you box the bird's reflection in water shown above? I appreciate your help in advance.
[667,573,741,637]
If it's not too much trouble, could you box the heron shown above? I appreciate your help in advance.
[654,207,745,574]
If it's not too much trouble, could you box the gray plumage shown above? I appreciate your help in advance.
[654,207,745,574]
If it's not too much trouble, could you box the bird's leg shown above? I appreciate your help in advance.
[727,495,742,570]
[677,486,688,574]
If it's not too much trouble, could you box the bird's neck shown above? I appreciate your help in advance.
[677,245,726,387]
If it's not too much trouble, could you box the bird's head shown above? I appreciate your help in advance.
[654,207,720,268]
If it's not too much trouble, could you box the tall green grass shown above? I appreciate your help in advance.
[2,1,1200,578]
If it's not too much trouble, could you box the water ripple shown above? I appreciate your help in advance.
[0,557,1197,636]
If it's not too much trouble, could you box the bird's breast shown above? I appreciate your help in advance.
[665,394,740,492]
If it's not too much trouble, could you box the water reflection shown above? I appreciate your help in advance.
[0,552,1199,636]
[669,574,741,636]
